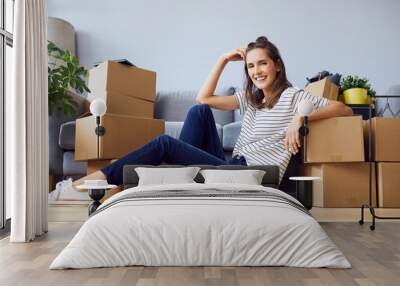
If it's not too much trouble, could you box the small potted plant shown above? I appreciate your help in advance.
[340,75,376,104]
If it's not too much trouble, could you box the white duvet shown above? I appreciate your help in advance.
[50,183,351,269]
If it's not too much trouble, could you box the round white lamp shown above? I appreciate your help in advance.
[90,98,107,116]
[90,99,107,159]
[298,99,314,117]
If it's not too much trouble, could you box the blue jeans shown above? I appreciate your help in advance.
[101,104,246,185]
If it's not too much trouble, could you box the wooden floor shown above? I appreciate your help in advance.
[1,218,400,285]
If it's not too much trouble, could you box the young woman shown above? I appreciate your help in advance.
[73,36,352,188]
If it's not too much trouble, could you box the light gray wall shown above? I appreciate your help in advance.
[47,0,400,94]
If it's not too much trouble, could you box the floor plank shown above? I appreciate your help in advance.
[1,220,400,285]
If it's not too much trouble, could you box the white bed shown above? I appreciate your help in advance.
[50,183,351,269]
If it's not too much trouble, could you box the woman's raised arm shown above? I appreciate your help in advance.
[196,49,245,110]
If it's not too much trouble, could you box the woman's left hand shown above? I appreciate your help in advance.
[284,115,304,154]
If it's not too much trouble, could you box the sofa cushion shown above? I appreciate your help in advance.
[165,121,223,145]
[155,87,235,125]
[50,91,87,181]
[59,121,76,150]
[63,151,87,176]
[234,108,243,122]
[223,121,242,151]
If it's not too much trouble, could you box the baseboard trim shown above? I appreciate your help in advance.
[311,207,400,222]
[48,204,400,223]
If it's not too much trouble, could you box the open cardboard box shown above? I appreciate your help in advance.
[75,113,164,161]
[89,60,156,102]
[305,78,339,101]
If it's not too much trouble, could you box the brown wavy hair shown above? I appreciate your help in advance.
[244,36,291,109]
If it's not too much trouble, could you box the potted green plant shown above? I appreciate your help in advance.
[48,41,90,115]
[48,41,90,187]
[340,75,376,104]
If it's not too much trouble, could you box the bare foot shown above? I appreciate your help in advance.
[73,171,107,192]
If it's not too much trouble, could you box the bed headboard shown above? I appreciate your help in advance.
[123,165,280,189]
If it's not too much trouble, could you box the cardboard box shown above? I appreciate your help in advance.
[89,61,156,102]
[377,162,400,208]
[305,78,339,101]
[363,117,400,161]
[302,163,376,208]
[87,90,154,118]
[87,159,117,175]
[306,116,365,163]
[75,113,165,160]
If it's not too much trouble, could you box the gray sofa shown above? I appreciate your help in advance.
[53,88,298,195]
[53,87,242,182]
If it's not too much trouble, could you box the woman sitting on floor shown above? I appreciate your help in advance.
[72,36,352,190]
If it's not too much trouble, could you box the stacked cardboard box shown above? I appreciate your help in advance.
[75,114,164,161]
[302,79,377,208]
[75,61,165,173]
[363,118,400,207]
[304,116,364,163]
[305,78,339,101]
[301,116,373,207]
[302,163,376,208]
[87,61,156,118]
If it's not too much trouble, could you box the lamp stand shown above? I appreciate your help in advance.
[94,116,106,160]
[299,116,309,163]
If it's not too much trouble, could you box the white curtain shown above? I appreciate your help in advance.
[9,0,48,242]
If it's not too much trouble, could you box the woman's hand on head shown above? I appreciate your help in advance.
[221,48,246,62]
[284,115,304,155]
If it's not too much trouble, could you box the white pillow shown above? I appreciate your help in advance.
[200,169,266,185]
[135,167,201,186]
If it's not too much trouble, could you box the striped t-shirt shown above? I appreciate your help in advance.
[233,87,330,182]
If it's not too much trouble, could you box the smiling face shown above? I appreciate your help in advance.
[245,48,280,94]
[243,36,291,109]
